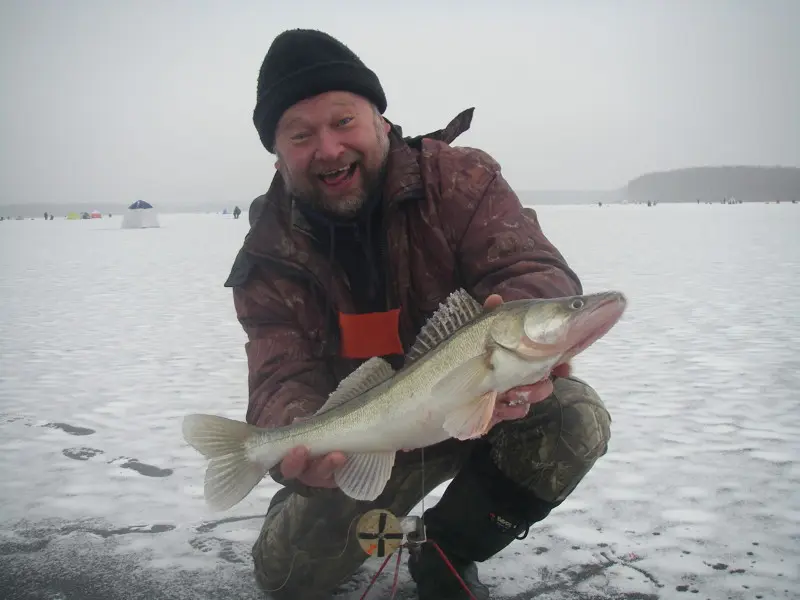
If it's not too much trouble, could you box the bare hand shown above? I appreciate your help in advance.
[483,293,572,428]
[279,446,347,489]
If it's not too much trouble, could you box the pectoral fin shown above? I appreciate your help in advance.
[430,354,491,400]
[443,390,498,441]
[335,451,396,501]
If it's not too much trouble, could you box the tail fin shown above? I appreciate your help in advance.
[182,414,277,511]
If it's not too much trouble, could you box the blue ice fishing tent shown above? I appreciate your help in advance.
[122,199,160,229]
[128,200,153,210]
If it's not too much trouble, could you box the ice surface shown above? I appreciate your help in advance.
[1,204,798,599]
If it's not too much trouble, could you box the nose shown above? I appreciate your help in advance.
[314,127,345,162]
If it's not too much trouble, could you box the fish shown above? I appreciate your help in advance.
[182,288,627,511]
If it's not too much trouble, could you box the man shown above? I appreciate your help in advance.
[225,28,611,600]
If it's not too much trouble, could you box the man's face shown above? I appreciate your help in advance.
[274,91,391,220]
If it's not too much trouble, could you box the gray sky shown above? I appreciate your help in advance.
[1,0,798,206]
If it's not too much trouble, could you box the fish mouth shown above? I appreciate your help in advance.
[562,292,627,360]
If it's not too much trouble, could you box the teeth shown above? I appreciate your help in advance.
[322,166,349,176]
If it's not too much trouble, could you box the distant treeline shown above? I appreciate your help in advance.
[4,165,799,218]
[626,166,800,204]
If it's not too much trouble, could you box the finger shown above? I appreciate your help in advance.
[493,403,531,422]
[297,471,338,488]
[303,451,347,484]
[483,294,503,311]
[502,380,554,406]
[321,451,347,473]
[280,446,309,479]
[552,362,572,378]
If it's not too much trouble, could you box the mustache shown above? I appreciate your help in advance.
[310,154,362,175]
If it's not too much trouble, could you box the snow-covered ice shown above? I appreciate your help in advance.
[1,203,798,599]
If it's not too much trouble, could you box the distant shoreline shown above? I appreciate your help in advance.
[3,201,797,222]
[2,165,797,218]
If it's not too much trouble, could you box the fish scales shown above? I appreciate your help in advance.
[182,288,627,510]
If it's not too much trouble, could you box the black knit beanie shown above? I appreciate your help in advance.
[253,29,387,153]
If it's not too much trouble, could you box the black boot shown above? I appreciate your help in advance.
[408,444,557,600]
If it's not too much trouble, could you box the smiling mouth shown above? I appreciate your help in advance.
[318,163,357,185]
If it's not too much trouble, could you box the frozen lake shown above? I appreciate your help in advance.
[1,203,798,600]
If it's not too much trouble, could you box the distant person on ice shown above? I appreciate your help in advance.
[233,205,242,219]
[225,29,612,600]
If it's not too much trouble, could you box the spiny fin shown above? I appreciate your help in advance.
[430,353,492,400]
[334,451,396,501]
[182,414,275,511]
[406,289,484,365]
[315,357,395,416]
[443,390,498,440]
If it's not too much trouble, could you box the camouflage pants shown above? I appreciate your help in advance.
[251,376,611,599]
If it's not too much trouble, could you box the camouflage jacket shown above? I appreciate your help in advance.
[224,109,582,429]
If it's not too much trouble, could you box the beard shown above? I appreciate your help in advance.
[279,120,390,221]
[293,156,387,220]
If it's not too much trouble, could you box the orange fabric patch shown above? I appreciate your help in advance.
[338,309,404,359]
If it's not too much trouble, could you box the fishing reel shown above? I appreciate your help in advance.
[356,509,427,558]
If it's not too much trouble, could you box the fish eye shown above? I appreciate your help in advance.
[570,299,585,310]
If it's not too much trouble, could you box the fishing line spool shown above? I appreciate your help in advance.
[356,509,426,558]
[354,509,477,600]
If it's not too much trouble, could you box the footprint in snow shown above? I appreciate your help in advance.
[188,536,248,564]
[109,457,174,477]
[62,447,104,461]
[43,422,95,436]
[0,414,33,426]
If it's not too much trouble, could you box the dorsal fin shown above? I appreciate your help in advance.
[405,289,484,365]
[315,357,395,416]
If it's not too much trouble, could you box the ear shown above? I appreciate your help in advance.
[382,118,390,134]
[274,159,281,170]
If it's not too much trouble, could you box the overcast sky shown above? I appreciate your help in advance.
[1,0,798,206]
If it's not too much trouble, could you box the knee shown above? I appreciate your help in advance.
[488,375,612,505]
[552,375,612,465]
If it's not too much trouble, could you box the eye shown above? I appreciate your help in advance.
[290,132,309,142]
[570,299,585,310]
[336,116,354,127]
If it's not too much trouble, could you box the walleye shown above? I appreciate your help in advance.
[182,289,626,511]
